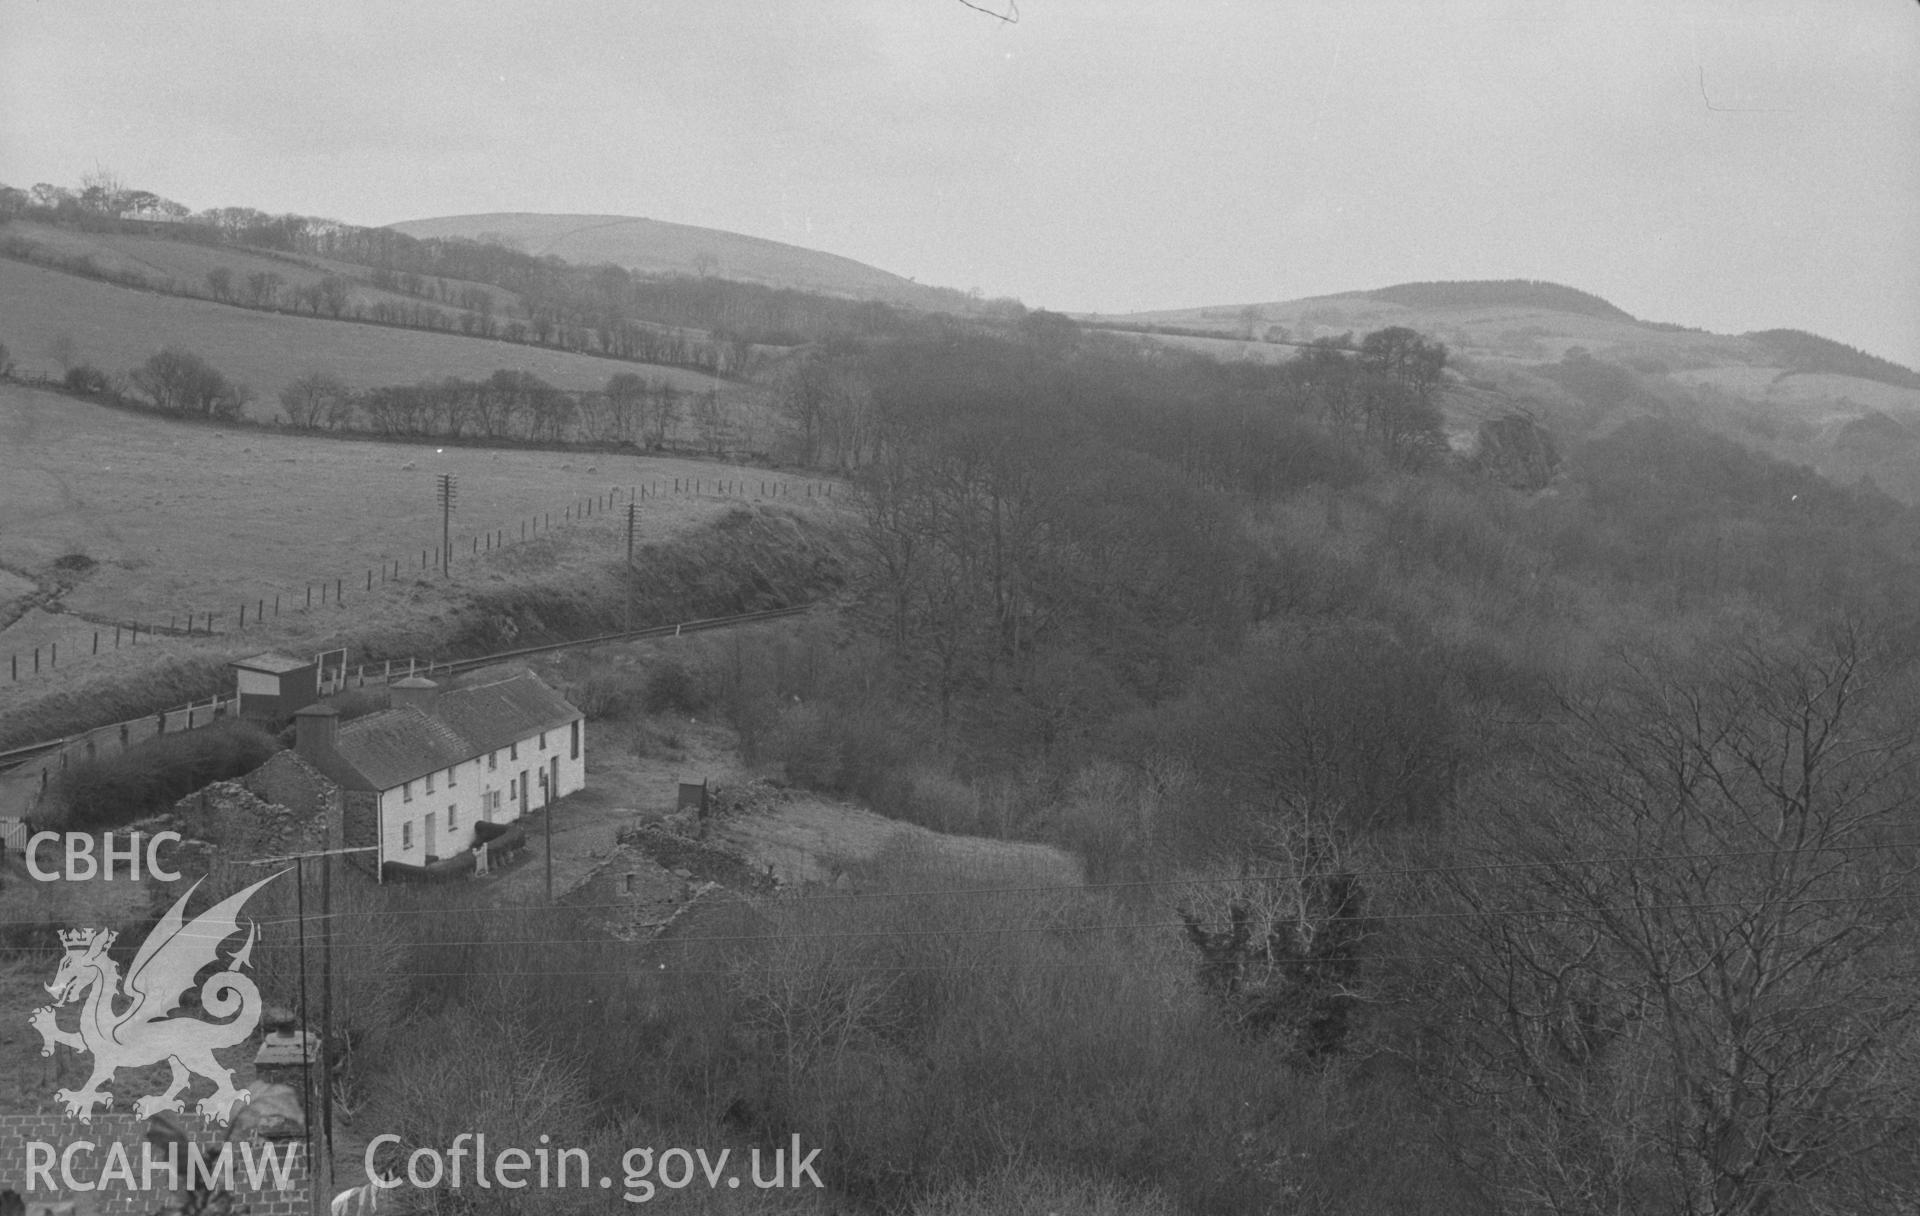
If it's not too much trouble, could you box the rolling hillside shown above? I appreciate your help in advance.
[0,257,727,406]
[3,220,520,319]
[390,212,970,311]
[1082,279,1920,500]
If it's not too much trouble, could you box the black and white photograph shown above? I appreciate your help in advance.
[1,2,1917,1213]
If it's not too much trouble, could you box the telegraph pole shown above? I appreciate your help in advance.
[247,845,376,1216]
[437,474,457,577]
[625,501,638,632]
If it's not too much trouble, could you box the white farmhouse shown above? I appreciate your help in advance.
[283,670,584,877]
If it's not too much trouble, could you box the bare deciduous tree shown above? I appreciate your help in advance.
[279,371,349,428]
[1426,627,1920,1215]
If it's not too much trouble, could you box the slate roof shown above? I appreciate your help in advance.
[324,670,580,793]
[434,671,582,754]
[333,708,474,792]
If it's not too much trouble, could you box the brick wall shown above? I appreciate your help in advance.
[0,1111,312,1214]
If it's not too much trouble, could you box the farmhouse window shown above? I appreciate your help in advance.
[403,782,413,803]
[488,751,497,771]
[510,742,518,761]
[448,804,458,829]
[402,822,413,850]
[571,720,580,760]
[425,772,435,794]
[540,732,548,751]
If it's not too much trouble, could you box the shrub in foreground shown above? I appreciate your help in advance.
[49,718,279,830]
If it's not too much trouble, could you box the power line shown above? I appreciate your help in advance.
[83,836,1911,932]
[7,889,1912,952]
[138,958,1920,983]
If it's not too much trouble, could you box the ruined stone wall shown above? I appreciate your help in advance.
[172,780,325,862]
[241,752,339,850]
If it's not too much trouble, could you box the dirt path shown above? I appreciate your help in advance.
[710,797,1081,889]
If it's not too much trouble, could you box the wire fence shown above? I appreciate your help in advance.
[3,476,837,686]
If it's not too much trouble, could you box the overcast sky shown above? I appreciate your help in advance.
[3,1,1916,365]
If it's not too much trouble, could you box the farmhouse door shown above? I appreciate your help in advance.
[519,772,529,817]
[424,811,437,860]
[550,757,560,803]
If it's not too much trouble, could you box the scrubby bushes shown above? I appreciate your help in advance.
[62,363,110,394]
[642,657,711,715]
[348,858,1407,1214]
[47,718,279,830]
[912,1162,1175,1216]
[131,346,250,418]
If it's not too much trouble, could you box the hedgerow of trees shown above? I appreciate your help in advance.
[1,174,964,375]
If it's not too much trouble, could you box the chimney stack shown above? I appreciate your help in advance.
[293,705,339,763]
[390,676,440,716]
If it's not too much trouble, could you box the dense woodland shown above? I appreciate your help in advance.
[7,176,1920,1214]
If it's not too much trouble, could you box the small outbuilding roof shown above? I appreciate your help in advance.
[231,652,313,675]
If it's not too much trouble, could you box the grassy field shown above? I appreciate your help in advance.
[1092,294,1765,367]
[391,211,969,310]
[5,220,522,321]
[0,380,848,714]
[0,257,727,405]
[1673,366,1920,415]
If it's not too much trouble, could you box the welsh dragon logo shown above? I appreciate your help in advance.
[29,872,285,1125]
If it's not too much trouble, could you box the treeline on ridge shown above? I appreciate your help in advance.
[0,177,990,365]
[1364,277,1637,321]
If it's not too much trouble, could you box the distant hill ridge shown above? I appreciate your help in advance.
[1365,279,1636,323]
[1744,328,1920,391]
[389,212,970,311]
